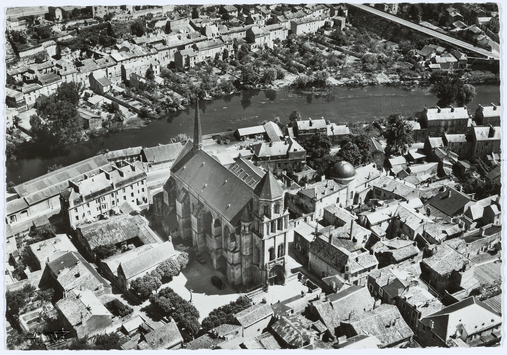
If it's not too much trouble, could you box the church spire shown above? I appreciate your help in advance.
[193,99,202,151]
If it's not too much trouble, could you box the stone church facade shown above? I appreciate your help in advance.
[162,102,290,288]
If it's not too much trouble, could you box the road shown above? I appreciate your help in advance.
[349,4,499,60]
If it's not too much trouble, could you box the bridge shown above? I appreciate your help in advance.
[349,4,499,60]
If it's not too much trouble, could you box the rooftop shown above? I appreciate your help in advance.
[346,304,414,346]
[55,289,111,326]
[235,303,273,328]
[420,297,502,341]
[119,242,177,280]
[46,251,110,293]
[421,244,471,276]
[171,144,254,225]
[77,214,158,251]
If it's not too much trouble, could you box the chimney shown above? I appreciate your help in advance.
[349,220,354,240]
[436,106,441,113]
[447,189,452,198]
[429,320,435,329]
[450,105,454,112]
[321,175,325,181]
[488,124,495,138]
[309,118,313,126]
[491,103,497,110]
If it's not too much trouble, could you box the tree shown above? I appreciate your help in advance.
[300,133,332,160]
[9,30,27,44]
[241,65,258,85]
[201,296,251,331]
[384,114,414,156]
[93,244,118,260]
[262,68,277,84]
[430,73,476,108]
[131,20,146,37]
[55,82,82,106]
[456,83,476,107]
[146,67,155,80]
[288,110,302,125]
[94,333,122,350]
[130,274,162,300]
[337,134,371,166]
[28,223,56,244]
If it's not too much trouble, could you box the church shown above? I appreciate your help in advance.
[162,102,290,288]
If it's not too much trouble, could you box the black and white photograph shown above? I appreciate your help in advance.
[2,2,503,350]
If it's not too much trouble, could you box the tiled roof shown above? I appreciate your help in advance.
[144,319,183,349]
[77,214,158,251]
[270,316,309,348]
[253,170,284,200]
[421,244,471,276]
[472,126,501,141]
[476,105,501,118]
[29,234,77,266]
[256,332,281,349]
[296,118,327,131]
[142,143,183,164]
[299,179,345,200]
[14,155,110,205]
[310,237,349,270]
[426,187,473,217]
[6,198,29,215]
[55,289,111,326]
[399,286,443,318]
[185,334,222,350]
[444,133,467,143]
[171,145,253,225]
[313,300,340,333]
[263,121,283,142]
[323,205,355,224]
[482,295,502,316]
[236,125,265,136]
[228,157,265,188]
[427,137,445,149]
[235,303,273,328]
[328,286,375,321]
[119,242,177,280]
[420,297,502,341]
[424,107,469,120]
[47,251,110,293]
[346,304,413,347]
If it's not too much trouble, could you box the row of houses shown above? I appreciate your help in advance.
[5,142,183,243]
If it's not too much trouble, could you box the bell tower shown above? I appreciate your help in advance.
[251,171,289,285]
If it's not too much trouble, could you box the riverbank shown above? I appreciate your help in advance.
[6,84,500,185]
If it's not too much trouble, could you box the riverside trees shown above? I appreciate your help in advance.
[29,82,84,154]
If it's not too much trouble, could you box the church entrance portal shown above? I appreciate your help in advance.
[268,264,285,285]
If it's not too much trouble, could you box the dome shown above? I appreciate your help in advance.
[331,161,356,185]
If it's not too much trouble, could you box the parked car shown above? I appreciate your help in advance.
[196,253,206,264]
[211,276,226,289]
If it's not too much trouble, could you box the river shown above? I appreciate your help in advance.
[6,84,500,185]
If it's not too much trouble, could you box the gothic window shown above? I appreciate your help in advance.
[264,205,269,217]
[271,221,276,233]
[228,233,237,251]
[277,243,285,258]
[277,218,283,230]
[274,203,280,214]
[268,247,275,261]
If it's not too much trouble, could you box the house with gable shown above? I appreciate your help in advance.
[234,303,274,338]
[55,289,113,338]
[417,297,502,347]
[337,304,414,348]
